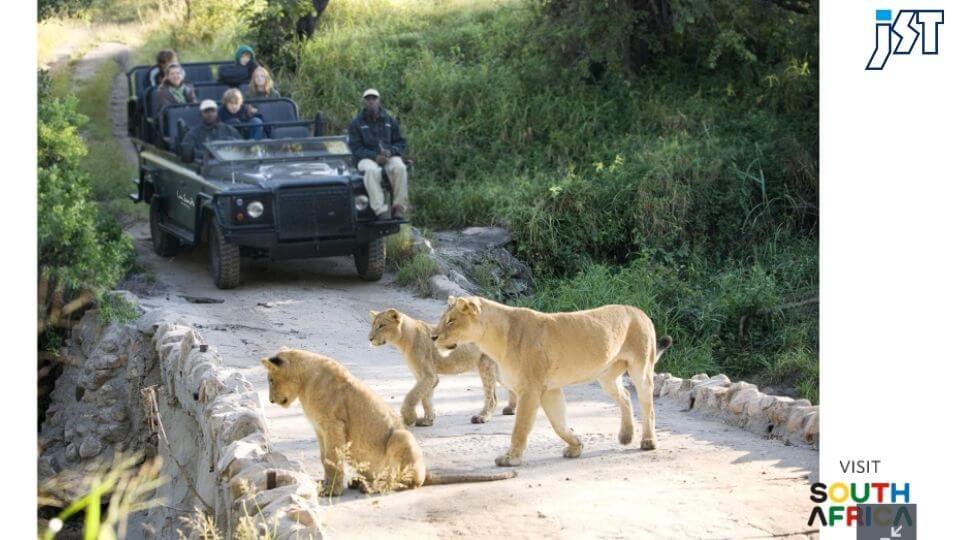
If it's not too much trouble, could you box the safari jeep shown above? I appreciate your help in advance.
[125,62,405,288]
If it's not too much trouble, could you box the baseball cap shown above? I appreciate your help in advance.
[199,99,218,111]
[362,88,380,98]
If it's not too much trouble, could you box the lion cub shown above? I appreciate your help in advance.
[262,348,517,495]
[368,309,516,426]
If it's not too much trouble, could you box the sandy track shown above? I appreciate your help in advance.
[100,42,819,539]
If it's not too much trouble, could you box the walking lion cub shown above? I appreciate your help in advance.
[368,309,517,426]
[431,296,672,467]
[261,348,517,495]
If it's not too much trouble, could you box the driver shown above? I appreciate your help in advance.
[180,100,242,163]
[348,88,409,220]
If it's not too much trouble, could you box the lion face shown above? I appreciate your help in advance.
[261,350,300,407]
[368,309,402,346]
[431,296,483,350]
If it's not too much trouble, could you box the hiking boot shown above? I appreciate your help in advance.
[391,205,406,220]
[376,210,392,221]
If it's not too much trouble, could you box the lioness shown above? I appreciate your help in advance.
[368,308,517,426]
[431,296,672,467]
[261,348,517,495]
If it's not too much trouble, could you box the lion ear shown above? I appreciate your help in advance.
[455,297,481,316]
[279,346,290,351]
[263,355,284,368]
[385,308,400,321]
[369,310,378,320]
[447,296,457,307]
[261,358,276,370]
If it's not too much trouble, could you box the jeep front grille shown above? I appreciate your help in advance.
[276,185,354,240]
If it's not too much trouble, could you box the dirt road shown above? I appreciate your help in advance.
[97,43,819,539]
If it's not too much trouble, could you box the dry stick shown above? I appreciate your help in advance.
[140,386,214,514]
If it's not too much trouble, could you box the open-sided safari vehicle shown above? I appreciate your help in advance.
[125,62,406,288]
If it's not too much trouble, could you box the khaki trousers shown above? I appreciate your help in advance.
[358,156,409,215]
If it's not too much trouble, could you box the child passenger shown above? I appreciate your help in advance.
[246,66,280,99]
[219,88,263,140]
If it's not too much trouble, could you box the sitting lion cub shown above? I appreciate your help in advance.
[432,296,672,467]
[261,347,517,496]
[368,309,517,426]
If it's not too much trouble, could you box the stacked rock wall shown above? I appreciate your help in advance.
[38,301,325,539]
[143,316,324,539]
[653,372,819,446]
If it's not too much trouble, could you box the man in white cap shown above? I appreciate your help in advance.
[348,88,409,220]
[179,99,242,163]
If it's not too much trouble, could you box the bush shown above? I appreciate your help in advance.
[38,71,133,335]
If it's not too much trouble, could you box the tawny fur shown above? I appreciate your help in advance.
[261,348,517,496]
[368,309,517,426]
[431,296,672,467]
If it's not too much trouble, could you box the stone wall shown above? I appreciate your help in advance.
[652,372,819,447]
[38,299,325,539]
[142,314,324,539]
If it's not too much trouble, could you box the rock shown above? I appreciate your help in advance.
[691,373,709,382]
[92,354,126,371]
[747,393,775,417]
[727,387,760,415]
[79,437,103,459]
[427,274,470,299]
[803,408,820,443]
[104,290,140,311]
[64,443,79,463]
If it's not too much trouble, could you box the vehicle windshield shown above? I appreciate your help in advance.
[206,138,351,162]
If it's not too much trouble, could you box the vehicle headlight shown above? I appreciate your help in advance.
[247,200,264,218]
[355,195,369,211]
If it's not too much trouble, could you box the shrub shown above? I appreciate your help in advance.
[38,71,133,335]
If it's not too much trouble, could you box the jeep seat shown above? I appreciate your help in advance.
[269,126,311,139]
[249,98,299,123]
[162,103,201,151]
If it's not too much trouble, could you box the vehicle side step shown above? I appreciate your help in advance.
[158,221,196,244]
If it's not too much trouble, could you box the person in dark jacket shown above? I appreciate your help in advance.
[153,64,197,117]
[235,44,260,78]
[180,100,242,163]
[219,88,263,140]
[348,88,408,220]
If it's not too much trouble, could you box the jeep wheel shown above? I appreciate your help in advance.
[209,219,241,289]
[150,196,179,257]
[354,237,386,281]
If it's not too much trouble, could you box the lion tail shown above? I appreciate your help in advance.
[655,335,673,363]
[423,470,518,486]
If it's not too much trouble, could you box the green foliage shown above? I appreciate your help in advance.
[394,253,441,296]
[38,0,93,21]
[98,293,140,325]
[243,0,315,72]
[38,70,133,332]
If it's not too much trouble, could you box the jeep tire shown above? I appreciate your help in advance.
[354,237,386,281]
[150,196,180,257]
[209,219,241,289]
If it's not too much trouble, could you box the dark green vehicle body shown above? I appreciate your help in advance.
[131,136,404,288]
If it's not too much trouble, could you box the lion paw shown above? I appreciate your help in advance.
[640,438,657,451]
[415,417,435,427]
[471,414,491,424]
[401,409,417,426]
[619,426,634,445]
[502,406,516,415]
[563,444,583,459]
[319,481,344,497]
[495,453,521,467]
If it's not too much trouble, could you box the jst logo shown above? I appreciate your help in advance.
[866,8,944,70]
